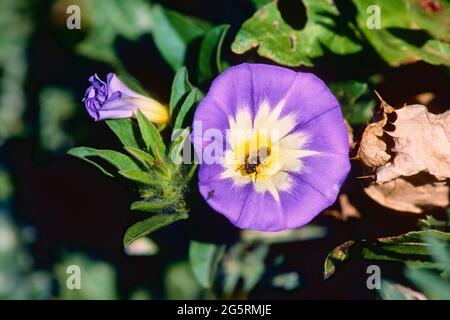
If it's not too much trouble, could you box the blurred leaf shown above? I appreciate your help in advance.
[352,0,450,66]
[232,0,362,66]
[0,168,13,202]
[402,231,450,299]
[165,262,202,299]
[198,24,230,83]
[0,215,52,300]
[136,109,166,158]
[379,280,427,300]
[189,241,225,289]
[329,80,375,125]
[324,230,450,279]
[406,268,450,300]
[169,67,194,116]
[106,118,141,149]
[124,146,154,169]
[241,225,327,244]
[173,89,202,130]
[68,147,139,177]
[0,0,32,144]
[77,0,153,67]
[272,272,301,290]
[55,253,118,300]
[129,288,153,300]
[123,212,188,247]
[223,242,269,295]
[151,4,211,70]
[39,87,76,151]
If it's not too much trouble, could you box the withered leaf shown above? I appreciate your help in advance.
[358,96,450,213]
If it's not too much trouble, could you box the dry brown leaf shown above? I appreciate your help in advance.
[376,105,450,183]
[357,97,394,168]
[358,95,450,213]
[326,194,361,221]
[365,174,449,214]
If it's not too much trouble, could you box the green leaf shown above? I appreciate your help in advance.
[198,24,230,83]
[130,199,176,212]
[403,231,450,299]
[355,0,450,42]
[189,241,225,289]
[323,230,450,280]
[123,212,188,247]
[173,89,201,130]
[39,87,76,151]
[151,4,211,70]
[118,170,157,186]
[169,128,190,165]
[352,0,450,66]
[223,242,269,295]
[55,253,118,300]
[164,262,202,300]
[169,67,194,116]
[135,109,166,158]
[77,0,153,67]
[330,80,375,125]
[323,240,355,280]
[124,146,154,169]
[232,0,362,66]
[406,267,450,300]
[68,147,139,177]
[379,280,425,300]
[106,118,141,149]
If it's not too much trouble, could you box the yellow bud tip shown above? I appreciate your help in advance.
[133,96,170,125]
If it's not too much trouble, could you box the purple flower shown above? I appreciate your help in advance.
[192,63,350,231]
[83,73,169,124]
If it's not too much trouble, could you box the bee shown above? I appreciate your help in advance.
[238,146,271,178]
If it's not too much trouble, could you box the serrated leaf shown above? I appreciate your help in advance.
[136,109,166,158]
[124,146,154,169]
[169,67,194,116]
[189,241,225,289]
[198,24,230,83]
[173,89,201,130]
[68,147,139,177]
[323,230,450,280]
[123,212,188,247]
[118,169,156,186]
[232,0,362,66]
[151,4,211,70]
[106,118,141,149]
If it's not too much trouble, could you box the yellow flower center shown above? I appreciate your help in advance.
[220,100,318,201]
